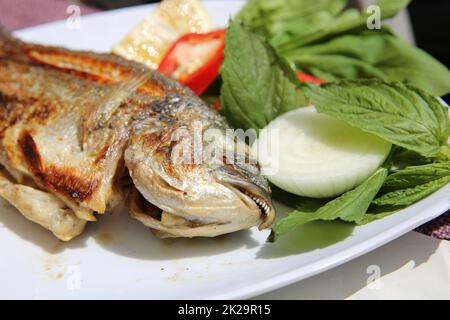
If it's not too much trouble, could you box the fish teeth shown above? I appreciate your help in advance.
[243,190,270,215]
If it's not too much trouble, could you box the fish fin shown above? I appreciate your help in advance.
[0,167,86,241]
[79,72,150,149]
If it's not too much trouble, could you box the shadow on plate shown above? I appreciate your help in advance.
[256,220,355,259]
[0,200,259,259]
[1,197,355,260]
[90,206,260,260]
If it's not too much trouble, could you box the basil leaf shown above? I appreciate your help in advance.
[290,52,388,82]
[382,162,450,190]
[358,208,401,224]
[373,176,450,206]
[276,0,410,50]
[269,168,387,241]
[390,147,434,170]
[304,80,450,158]
[220,20,308,131]
[372,162,450,206]
[286,32,450,96]
[237,0,346,41]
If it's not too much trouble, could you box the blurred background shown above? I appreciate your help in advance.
[0,0,448,69]
[1,0,448,101]
[0,0,448,68]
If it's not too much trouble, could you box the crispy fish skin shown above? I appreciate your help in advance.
[0,29,275,239]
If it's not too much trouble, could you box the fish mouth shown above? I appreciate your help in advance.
[219,179,275,230]
[126,187,269,238]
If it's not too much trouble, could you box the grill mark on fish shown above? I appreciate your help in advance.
[18,130,99,202]
[93,144,110,165]
[26,48,171,97]
[28,101,54,123]
[0,91,6,106]
[0,92,26,136]
[41,166,99,202]
[0,90,56,127]
[18,130,43,173]
[0,91,34,108]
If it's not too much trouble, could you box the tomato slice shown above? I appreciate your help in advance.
[158,29,226,95]
[296,71,325,85]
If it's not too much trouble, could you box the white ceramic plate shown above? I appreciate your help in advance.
[1,1,449,299]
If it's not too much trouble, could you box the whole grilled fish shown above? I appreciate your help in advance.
[0,28,274,240]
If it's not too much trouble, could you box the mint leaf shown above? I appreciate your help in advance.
[276,0,410,50]
[372,162,450,206]
[358,207,401,224]
[286,32,450,96]
[390,147,434,170]
[269,168,387,241]
[237,0,346,42]
[220,20,307,131]
[373,176,450,206]
[304,80,450,158]
[382,162,450,190]
[239,0,450,97]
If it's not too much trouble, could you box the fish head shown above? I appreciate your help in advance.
[124,117,275,238]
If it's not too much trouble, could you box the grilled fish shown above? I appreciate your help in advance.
[0,28,275,240]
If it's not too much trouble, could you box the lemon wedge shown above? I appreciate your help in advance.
[112,0,213,69]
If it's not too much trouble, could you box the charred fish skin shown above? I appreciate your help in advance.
[0,28,275,239]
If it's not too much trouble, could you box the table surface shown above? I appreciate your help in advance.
[1,0,449,299]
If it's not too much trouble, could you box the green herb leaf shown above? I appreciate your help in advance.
[237,0,346,42]
[358,207,401,224]
[382,162,450,189]
[372,162,450,206]
[286,32,450,96]
[373,176,450,206]
[238,1,450,96]
[269,168,387,241]
[276,0,410,50]
[220,20,308,130]
[390,147,434,170]
[304,80,450,158]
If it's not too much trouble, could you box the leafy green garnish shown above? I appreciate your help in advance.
[373,162,450,206]
[275,0,410,50]
[357,207,402,224]
[303,80,450,158]
[390,147,434,171]
[285,31,450,97]
[237,0,347,44]
[382,162,450,189]
[220,20,308,131]
[269,168,388,241]
[238,0,408,48]
[221,2,450,243]
[373,176,450,206]
[237,0,450,96]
